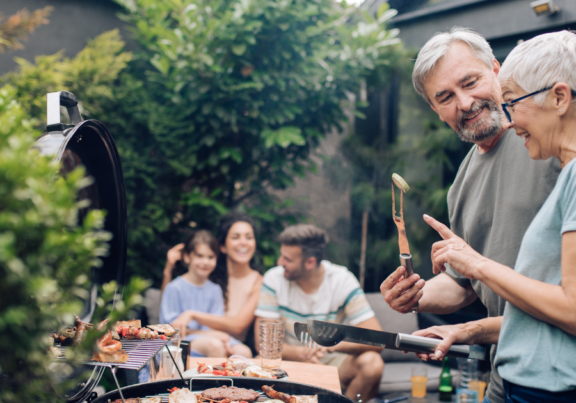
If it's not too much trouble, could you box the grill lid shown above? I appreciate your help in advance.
[34,91,127,322]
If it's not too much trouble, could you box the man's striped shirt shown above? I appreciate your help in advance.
[255,261,375,345]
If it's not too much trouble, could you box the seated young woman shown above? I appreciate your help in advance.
[159,229,252,358]
[162,213,262,345]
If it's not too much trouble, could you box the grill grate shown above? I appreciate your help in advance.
[55,338,171,372]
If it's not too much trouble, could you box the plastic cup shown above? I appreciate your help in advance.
[259,319,284,370]
[411,366,428,398]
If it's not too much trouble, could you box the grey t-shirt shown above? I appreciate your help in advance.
[445,130,560,403]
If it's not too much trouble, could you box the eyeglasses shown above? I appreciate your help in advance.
[501,86,553,123]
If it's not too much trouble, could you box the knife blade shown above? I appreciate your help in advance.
[305,320,490,360]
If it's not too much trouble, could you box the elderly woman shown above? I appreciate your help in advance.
[419,31,576,403]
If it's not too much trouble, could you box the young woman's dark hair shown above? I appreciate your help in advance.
[172,230,219,278]
[209,212,260,308]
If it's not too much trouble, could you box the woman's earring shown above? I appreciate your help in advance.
[559,109,565,113]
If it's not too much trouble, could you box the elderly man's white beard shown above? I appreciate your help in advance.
[455,99,505,143]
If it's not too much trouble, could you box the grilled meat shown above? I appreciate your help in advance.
[262,385,297,403]
[72,314,93,346]
[201,386,260,402]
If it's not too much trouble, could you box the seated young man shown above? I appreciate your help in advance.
[255,224,384,401]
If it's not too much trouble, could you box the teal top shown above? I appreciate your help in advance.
[495,158,576,392]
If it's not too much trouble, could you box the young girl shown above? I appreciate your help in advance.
[159,230,252,358]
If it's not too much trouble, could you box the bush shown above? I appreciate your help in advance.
[108,0,402,279]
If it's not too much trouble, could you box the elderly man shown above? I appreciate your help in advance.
[255,224,384,401]
[380,28,560,403]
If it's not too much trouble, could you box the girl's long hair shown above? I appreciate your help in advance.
[209,212,261,309]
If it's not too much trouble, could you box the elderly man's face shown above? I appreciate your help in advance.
[425,42,506,143]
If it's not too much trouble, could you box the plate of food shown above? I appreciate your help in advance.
[184,357,288,380]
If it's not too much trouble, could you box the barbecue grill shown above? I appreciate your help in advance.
[92,377,355,403]
[37,91,355,403]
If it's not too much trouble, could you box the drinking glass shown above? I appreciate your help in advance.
[149,334,183,380]
[259,319,284,370]
[411,366,428,398]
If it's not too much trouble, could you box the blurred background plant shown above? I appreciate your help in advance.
[0,6,52,53]
[3,0,405,285]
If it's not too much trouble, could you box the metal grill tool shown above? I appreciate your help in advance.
[392,174,418,314]
[294,320,490,361]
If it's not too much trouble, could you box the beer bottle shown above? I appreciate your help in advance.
[439,357,453,401]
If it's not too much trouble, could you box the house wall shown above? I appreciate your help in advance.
[0,0,135,75]
[390,0,576,58]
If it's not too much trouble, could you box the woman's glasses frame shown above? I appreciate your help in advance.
[501,85,576,123]
[501,86,553,123]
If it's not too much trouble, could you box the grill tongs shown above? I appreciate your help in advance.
[294,320,490,361]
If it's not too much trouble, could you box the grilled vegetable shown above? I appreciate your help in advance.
[392,173,410,193]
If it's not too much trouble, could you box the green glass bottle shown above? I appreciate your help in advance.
[439,357,453,401]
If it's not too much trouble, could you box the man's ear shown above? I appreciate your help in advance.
[492,59,501,76]
[304,256,318,271]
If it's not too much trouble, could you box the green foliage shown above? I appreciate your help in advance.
[0,85,108,402]
[104,0,402,282]
[3,29,132,120]
[3,0,402,286]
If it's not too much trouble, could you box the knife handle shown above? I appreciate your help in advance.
[396,333,489,360]
[399,254,419,314]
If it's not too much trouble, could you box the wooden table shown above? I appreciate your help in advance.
[187,357,341,393]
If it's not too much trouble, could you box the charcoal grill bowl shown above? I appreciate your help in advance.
[91,377,354,403]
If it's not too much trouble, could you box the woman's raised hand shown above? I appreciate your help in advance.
[423,214,486,279]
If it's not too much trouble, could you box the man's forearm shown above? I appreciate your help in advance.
[418,273,478,314]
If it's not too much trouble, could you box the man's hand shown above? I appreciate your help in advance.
[412,323,474,361]
[424,215,487,279]
[294,345,328,364]
[381,266,425,313]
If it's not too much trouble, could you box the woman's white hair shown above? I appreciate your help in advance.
[413,27,495,104]
[499,31,576,106]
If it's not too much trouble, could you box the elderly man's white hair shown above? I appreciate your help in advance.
[413,27,495,104]
[499,30,576,106]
